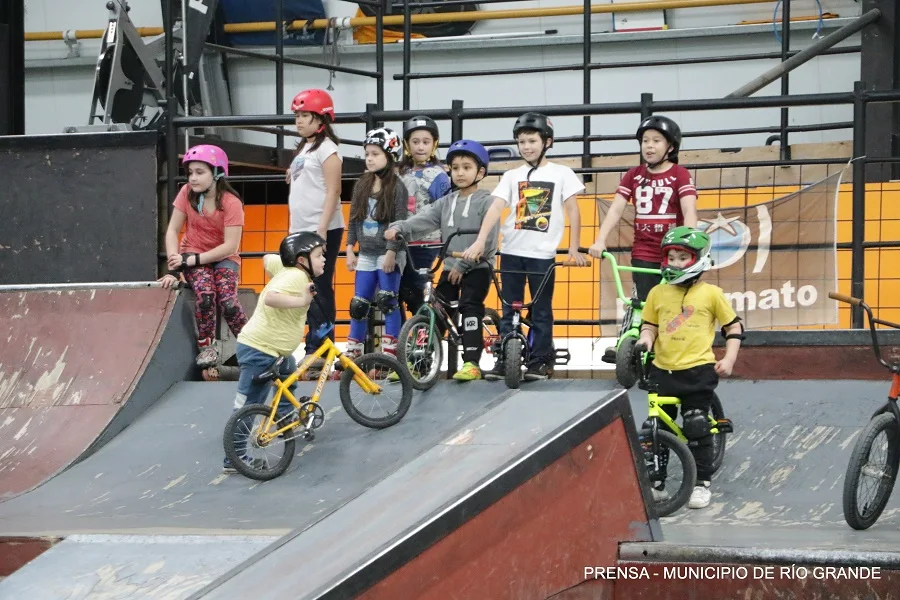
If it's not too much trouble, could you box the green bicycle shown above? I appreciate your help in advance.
[633,342,732,516]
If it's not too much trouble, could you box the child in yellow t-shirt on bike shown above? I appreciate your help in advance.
[635,226,744,509]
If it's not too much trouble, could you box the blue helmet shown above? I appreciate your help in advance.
[446,139,490,170]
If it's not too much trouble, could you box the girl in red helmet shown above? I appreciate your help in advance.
[158,144,249,369]
[287,88,344,363]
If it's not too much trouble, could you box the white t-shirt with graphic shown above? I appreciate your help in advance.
[288,138,345,233]
[492,162,585,260]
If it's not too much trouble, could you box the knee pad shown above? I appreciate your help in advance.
[349,296,371,320]
[222,298,239,317]
[199,292,215,311]
[374,289,399,315]
[681,408,712,441]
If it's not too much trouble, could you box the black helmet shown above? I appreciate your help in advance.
[280,232,326,268]
[636,115,682,164]
[513,112,554,141]
[402,115,439,140]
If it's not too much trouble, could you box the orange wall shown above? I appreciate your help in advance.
[237,182,900,338]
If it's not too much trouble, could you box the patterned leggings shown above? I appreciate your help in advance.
[182,265,248,341]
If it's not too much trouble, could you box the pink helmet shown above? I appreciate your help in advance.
[182,144,229,177]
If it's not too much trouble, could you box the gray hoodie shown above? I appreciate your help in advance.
[389,188,499,273]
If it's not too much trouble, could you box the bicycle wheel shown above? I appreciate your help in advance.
[398,314,443,391]
[843,412,900,530]
[340,353,414,429]
[223,404,296,481]
[615,336,638,389]
[709,394,727,474]
[504,338,523,389]
[644,429,697,517]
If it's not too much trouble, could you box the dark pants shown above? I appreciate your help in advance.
[399,245,440,316]
[632,257,662,303]
[498,254,555,368]
[305,227,344,354]
[435,268,491,364]
[649,362,719,481]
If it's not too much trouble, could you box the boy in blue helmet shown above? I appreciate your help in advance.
[385,139,498,381]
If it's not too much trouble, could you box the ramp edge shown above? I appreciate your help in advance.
[620,542,900,568]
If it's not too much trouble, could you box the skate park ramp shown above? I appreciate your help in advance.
[0,284,196,502]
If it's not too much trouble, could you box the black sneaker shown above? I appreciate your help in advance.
[524,363,552,381]
[601,346,617,364]
[483,363,505,381]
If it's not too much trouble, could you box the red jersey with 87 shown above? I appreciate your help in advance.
[616,164,697,263]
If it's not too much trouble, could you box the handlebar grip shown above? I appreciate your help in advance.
[828,292,861,306]
[450,252,466,258]
[560,260,592,267]
[455,228,481,235]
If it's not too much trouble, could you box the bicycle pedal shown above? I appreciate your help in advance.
[715,418,734,434]
[303,430,315,441]
[554,349,571,365]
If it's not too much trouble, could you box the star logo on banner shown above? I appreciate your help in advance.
[700,212,741,236]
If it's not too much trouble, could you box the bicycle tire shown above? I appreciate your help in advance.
[505,338,523,390]
[398,314,443,391]
[615,336,638,389]
[223,404,296,481]
[709,394,727,474]
[340,353,414,429]
[650,430,697,517]
[842,412,900,530]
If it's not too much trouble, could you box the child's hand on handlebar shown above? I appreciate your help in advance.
[448,267,464,285]
[587,242,606,259]
[567,246,588,266]
[384,228,398,241]
[461,239,485,262]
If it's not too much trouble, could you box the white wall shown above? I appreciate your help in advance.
[23,0,863,157]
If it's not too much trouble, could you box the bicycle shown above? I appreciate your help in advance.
[829,292,900,530]
[396,230,502,390]
[580,249,662,388]
[480,253,591,390]
[633,342,732,517]
[222,322,414,481]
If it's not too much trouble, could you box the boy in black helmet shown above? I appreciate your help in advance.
[224,231,326,473]
[462,112,587,381]
[587,115,699,364]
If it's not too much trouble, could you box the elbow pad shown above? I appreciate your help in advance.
[721,318,745,341]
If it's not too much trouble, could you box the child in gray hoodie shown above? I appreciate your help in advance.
[385,139,498,381]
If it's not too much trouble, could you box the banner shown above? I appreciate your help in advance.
[597,168,844,336]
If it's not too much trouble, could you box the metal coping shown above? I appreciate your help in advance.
[0,130,158,151]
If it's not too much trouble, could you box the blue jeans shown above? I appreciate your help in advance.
[349,268,402,341]
[235,343,298,418]
[498,254,556,368]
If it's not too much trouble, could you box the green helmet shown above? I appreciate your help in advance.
[660,226,713,284]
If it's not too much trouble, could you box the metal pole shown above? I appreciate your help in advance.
[376,0,385,110]
[851,80,867,329]
[403,0,412,110]
[366,102,378,131]
[726,9,881,98]
[181,0,189,150]
[164,0,177,208]
[451,99,464,142]
[582,0,591,171]
[640,92,652,120]
[275,0,285,152]
[779,0,790,161]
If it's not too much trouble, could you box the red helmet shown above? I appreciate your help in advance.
[291,89,335,121]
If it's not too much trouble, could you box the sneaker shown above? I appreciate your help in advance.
[482,363,505,381]
[688,481,712,509]
[452,362,482,381]
[196,340,219,368]
[223,458,237,473]
[651,487,670,502]
[524,363,552,381]
[601,346,617,364]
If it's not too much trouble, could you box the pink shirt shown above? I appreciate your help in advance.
[173,184,245,265]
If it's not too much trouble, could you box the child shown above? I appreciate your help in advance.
[385,139,497,381]
[345,128,409,359]
[159,144,248,369]
[587,115,698,363]
[397,115,452,316]
[462,112,587,381]
[636,226,743,509]
[224,231,326,473]
[287,88,344,364]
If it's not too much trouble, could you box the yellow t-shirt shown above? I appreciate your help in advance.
[642,281,738,371]
[237,255,311,357]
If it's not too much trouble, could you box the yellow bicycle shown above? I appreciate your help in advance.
[223,324,413,481]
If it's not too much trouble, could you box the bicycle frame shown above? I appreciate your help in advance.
[258,337,380,444]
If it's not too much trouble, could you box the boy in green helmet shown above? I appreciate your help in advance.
[636,225,744,509]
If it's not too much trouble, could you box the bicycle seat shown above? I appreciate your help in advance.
[253,356,286,383]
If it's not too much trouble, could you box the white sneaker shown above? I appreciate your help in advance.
[651,487,670,502]
[688,482,712,509]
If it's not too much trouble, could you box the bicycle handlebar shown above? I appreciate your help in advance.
[577,247,662,305]
[828,291,899,372]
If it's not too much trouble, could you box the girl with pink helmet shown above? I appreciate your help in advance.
[159,144,249,369]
